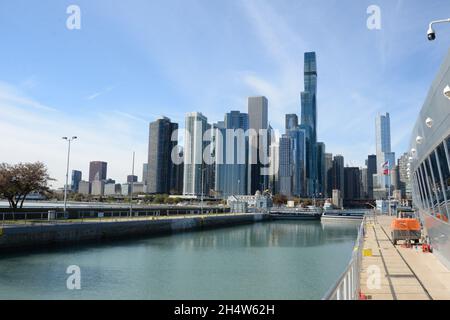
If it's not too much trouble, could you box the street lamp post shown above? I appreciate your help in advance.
[129,151,135,217]
[427,18,450,41]
[200,165,205,215]
[62,136,77,218]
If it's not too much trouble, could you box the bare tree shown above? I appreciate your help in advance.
[0,162,53,209]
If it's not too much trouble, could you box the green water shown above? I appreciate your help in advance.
[0,220,359,300]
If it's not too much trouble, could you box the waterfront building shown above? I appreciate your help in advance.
[268,139,279,195]
[132,183,146,194]
[332,155,345,198]
[332,189,343,209]
[183,112,209,196]
[325,153,333,198]
[248,96,269,194]
[279,134,293,197]
[174,148,184,195]
[89,161,107,182]
[78,180,90,195]
[214,111,249,198]
[71,170,82,193]
[121,183,130,196]
[286,126,306,197]
[317,142,326,197]
[360,167,368,199]
[148,117,178,194]
[300,52,318,197]
[104,183,121,196]
[366,154,377,198]
[344,167,361,200]
[91,180,105,196]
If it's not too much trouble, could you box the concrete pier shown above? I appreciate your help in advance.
[0,213,269,251]
[360,215,450,300]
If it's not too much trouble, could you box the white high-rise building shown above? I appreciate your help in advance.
[183,112,210,196]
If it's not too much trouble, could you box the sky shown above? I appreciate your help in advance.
[0,0,449,188]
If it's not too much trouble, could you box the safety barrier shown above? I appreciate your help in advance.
[322,217,366,300]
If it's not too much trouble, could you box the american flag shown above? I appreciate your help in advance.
[381,161,390,175]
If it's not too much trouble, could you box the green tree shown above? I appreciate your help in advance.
[0,162,53,209]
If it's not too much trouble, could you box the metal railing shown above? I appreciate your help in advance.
[0,209,233,227]
[322,217,366,300]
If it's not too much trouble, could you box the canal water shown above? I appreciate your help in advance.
[0,220,359,300]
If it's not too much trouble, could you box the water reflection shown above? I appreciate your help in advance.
[0,221,359,300]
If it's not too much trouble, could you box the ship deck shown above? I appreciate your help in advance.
[360,215,450,300]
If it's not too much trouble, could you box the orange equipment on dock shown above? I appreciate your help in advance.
[390,209,422,245]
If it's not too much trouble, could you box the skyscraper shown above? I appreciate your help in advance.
[325,153,333,198]
[279,134,293,197]
[89,161,107,182]
[147,117,178,194]
[300,52,318,196]
[332,155,345,198]
[344,167,361,200]
[248,96,269,194]
[214,111,249,198]
[285,126,306,197]
[374,113,395,198]
[360,167,368,199]
[285,114,298,131]
[316,142,326,197]
[142,163,149,185]
[183,112,209,196]
[366,154,377,199]
[71,170,82,193]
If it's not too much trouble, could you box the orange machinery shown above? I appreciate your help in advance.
[390,209,421,245]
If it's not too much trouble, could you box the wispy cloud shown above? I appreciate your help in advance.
[0,82,55,112]
[86,86,116,100]
[0,82,147,188]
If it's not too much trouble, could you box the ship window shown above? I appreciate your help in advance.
[425,159,439,209]
[430,151,448,220]
[420,162,435,215]
[438,141,450,221]
[415,172,427,210]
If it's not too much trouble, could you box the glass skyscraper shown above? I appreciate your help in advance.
[214,111,249,197]
[248,96,269,195]
[300,52,318,197]
[374,112,395,198]
[147,117,178,194]
[183,112,209,196]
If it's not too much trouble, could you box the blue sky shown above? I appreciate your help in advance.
[0,0,449,187]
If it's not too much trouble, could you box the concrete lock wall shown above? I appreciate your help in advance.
[0,214,268,250]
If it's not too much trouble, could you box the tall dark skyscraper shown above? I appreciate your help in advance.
[300,52,318,196]
[89,161,107,182]
[316,142,326,197]
[71,170,82,193]
[325,153,333,198]
[367,154,377,199]
[248,96,269,194]
[147,117,178,194]
[332,155,345,198]
[344,167,361,200]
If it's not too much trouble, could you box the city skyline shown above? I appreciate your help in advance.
[1,1,450,187]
